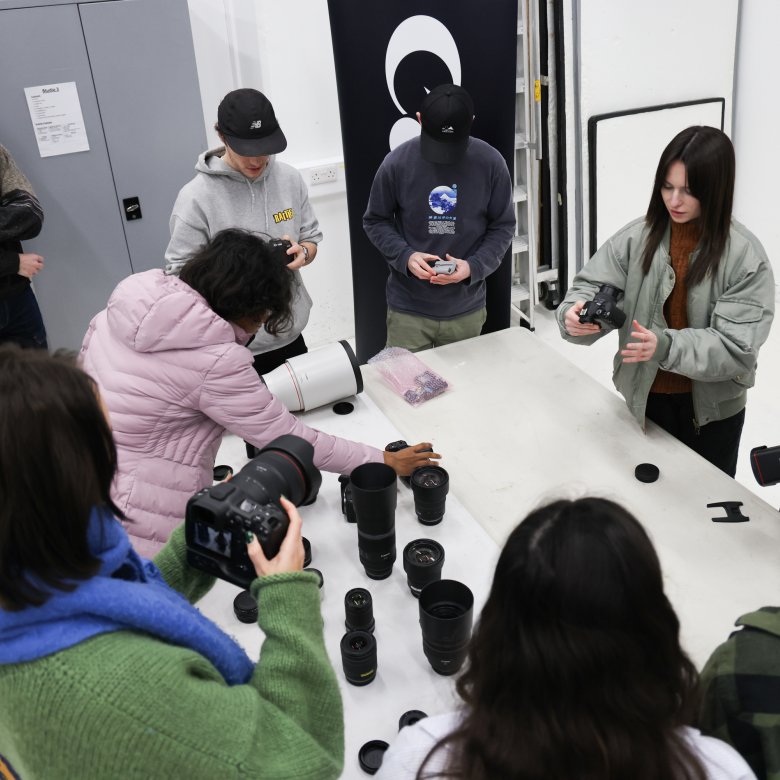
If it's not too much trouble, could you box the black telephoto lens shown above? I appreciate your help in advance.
[340,630,377,686]
[345,587,375,633]
[410,466,449,525]
[349,462,397,579]
[403,539,445,598]
[418,579,473,676]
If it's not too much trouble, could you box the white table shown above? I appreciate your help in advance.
[202,327,780,778]
[362,327,780,668]
[200,392,499,780]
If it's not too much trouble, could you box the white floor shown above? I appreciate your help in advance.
[527,293,780,511]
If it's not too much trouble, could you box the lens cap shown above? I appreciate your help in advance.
[233,590,257,623]
[302,536,312,567]
[304,567,324,589]
[358,740,389,775]
[333,401,354,415]
[635,463,660,483]
[399,710,428,730]
[212,464,233,482]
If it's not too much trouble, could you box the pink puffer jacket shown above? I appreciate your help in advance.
[81,270,382,558]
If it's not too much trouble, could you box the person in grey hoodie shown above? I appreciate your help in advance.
[165,89,320,377]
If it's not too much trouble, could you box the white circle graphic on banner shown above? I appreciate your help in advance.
[389,116,421,150]
[385,15,461,116]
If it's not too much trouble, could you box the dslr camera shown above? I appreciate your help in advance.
[578,284,626,329]
[185,435,321,588]
[268,237,293,263]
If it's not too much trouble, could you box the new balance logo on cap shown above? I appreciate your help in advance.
[250,120,263,129]
[441,125,454,134]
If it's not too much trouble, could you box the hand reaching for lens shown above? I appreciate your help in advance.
[384,442,442,477]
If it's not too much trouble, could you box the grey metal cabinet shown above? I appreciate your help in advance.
[0,0,206,349]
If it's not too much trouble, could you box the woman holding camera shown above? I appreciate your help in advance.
[557,126,774,475]
[81,229,438,557]
[376,497,755,779]
[0,346,344,779]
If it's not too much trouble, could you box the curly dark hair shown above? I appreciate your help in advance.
[179,228,294,335]
[418,497,707,780]
[0,346,121,610]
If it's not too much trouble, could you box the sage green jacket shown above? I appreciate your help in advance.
[557,218,775,427]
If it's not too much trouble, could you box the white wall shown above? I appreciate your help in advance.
[563,0,739,279]
[732,0,780,281]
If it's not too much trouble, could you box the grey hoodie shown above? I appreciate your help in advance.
[165,148,323,353]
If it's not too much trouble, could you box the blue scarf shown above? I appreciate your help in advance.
[0,508,254,685]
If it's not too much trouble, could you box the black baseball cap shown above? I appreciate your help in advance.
[419,84,474,164]
[217,88,287,157]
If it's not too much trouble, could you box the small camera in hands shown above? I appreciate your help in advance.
[578,284,626,329]
[268,237,293,263]
[184,435,321,588]
[429,259,457,275]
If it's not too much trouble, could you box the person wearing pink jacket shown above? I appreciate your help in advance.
[81,229,437,557]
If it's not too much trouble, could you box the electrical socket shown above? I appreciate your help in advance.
[310,165,338,185]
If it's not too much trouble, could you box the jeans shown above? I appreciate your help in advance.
[0,285,47,349]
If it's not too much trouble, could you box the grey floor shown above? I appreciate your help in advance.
[528,292,780,511]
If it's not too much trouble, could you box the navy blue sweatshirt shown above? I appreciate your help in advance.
[363,136,515,319]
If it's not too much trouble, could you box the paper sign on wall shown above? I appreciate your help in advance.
[24,82,90,158]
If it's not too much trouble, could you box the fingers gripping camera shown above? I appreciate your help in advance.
[578,284,627,329]
[184,435,321,588]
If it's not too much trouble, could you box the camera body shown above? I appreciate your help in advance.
[338,474,357,523]
[429,259,456,275]
[578,284,626,329]
[185,435,321,588]
[268,237,293,263]
[750,445,780,486]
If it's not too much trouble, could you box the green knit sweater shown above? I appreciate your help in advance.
[0,526,344,779]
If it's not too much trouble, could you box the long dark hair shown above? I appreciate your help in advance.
[0,346,122,610]
[640,126,735,285]
[179,228,293,335]
[418,498,706,780]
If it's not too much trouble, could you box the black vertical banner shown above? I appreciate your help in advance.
[327,2,518,363]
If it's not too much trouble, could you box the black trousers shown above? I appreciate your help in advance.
[645,392,745,477]
[245,334,308,458]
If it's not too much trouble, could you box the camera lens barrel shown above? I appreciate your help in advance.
[403,539,445,597]
[349,463,397,580]
[418,579,474,676]
[410,466,449,526]
[340,630,377,686]
[345,587,375,633]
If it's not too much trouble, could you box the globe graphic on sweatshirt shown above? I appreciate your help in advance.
[429,186,457,215]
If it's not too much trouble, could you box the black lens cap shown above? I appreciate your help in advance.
[304,567,324,589]
[333,401,354,415]
[302,536,312,568]
[212,464,233,482]
[358,740,389,775]
[233,590,257,623]
[398,709,428,730]
[635,463,660,483]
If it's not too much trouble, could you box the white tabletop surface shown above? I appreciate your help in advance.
[362,327,780,669]
[199,392,499,780]
[200,327,780,778]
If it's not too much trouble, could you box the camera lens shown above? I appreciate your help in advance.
[303,567,323,589]
[340,630,377,686]
[418,579,474,676]
[350,463,397,580]
[344,587,375,633]
[302,536,312,567]
[410,466,449,525]
[403,539,445,597]
[233,590,257,624]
